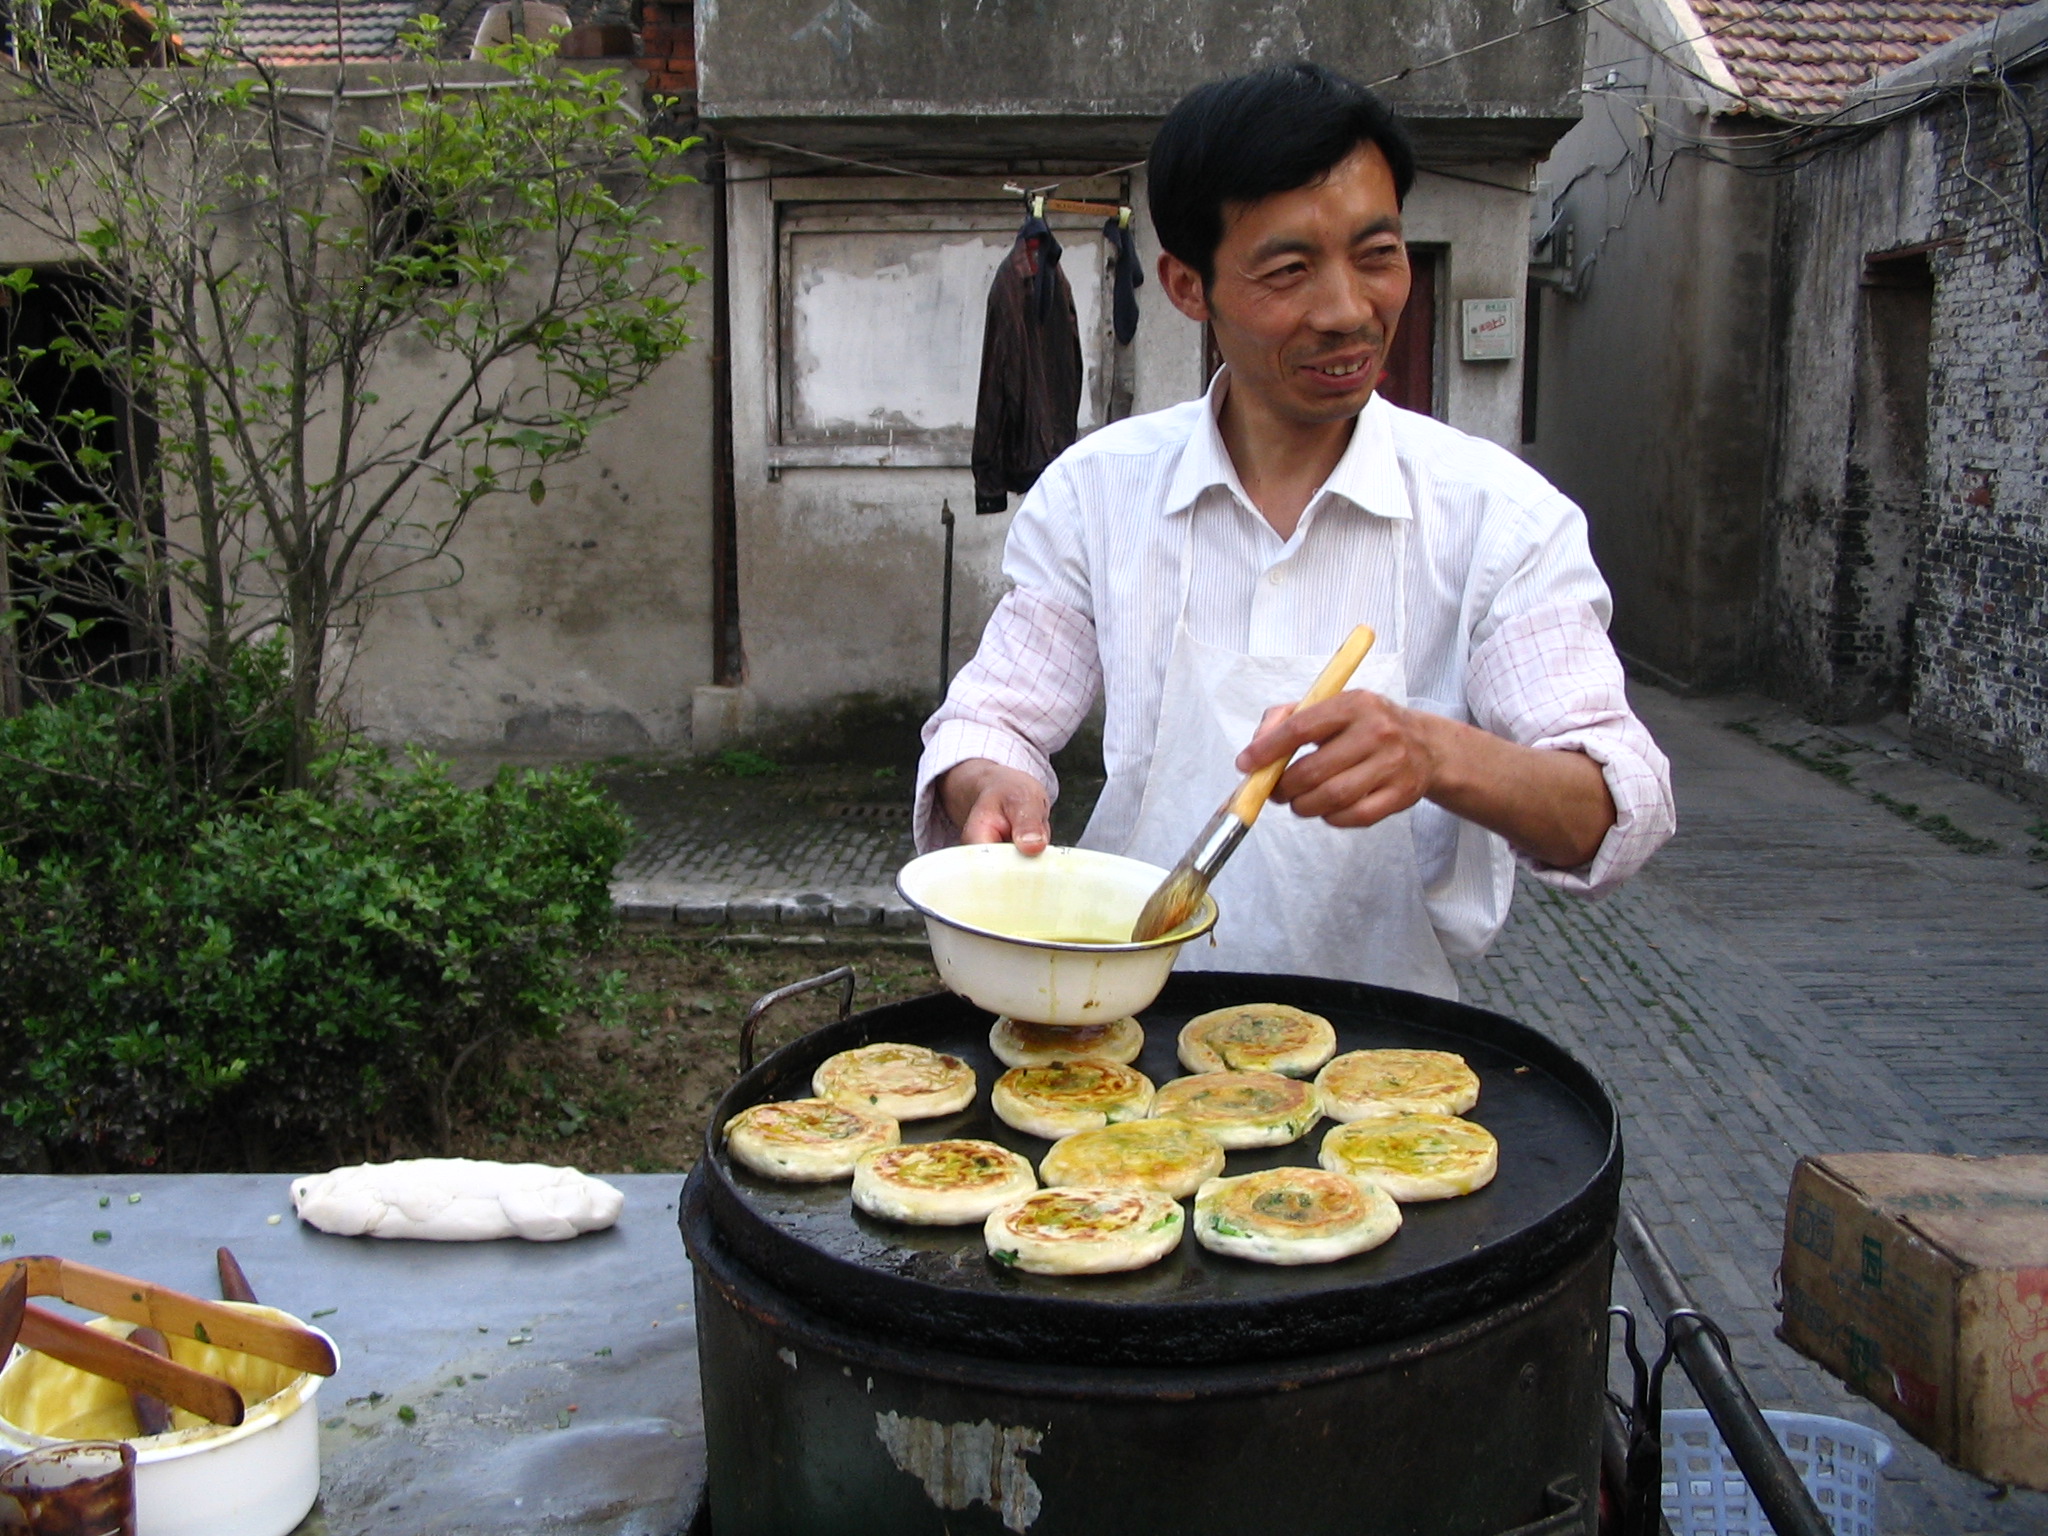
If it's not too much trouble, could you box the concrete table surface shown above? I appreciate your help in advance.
[0,1173,704,1536]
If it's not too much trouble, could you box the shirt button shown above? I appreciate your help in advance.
[1267,569,1285,586]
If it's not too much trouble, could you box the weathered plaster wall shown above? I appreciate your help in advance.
[334,178,717,752]
[1761,62,2047,800]
[1762,120,1940,721]
[1407,165,1539,449]
[1529,7,1775,689]
[698,0,1582,162]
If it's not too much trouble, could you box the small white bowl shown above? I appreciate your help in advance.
[0,1309,336,1536]
[895,844,1219,1025]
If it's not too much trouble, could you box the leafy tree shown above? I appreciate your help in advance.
[0,5,699,784]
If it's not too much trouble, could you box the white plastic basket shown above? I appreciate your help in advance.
[1660,1409,1893,1536]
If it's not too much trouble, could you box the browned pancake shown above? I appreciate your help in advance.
[1150,1071,1321,1148]
[1177,1004,1336,1076]
[992,1059,1155,1138]
[852,1138,1037,1224]
[984,1187,1184,1275]
[1038,1118,1225,1198]
[1193,1167,1401,1264]
[1316,1049,1479,1121]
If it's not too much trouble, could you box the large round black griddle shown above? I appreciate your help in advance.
[691,970,1621,1367]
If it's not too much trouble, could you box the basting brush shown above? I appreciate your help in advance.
[1130,624,1377,943]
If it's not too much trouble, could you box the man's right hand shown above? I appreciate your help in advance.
[937,759,1052,855]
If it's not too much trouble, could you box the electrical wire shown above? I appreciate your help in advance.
[1367,0,1619,88]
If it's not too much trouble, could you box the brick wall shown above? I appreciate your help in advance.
[1913,77,2048,803]
[1764,68,2048,805]
[639,0,696,97]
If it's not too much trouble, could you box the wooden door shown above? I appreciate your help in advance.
[1377,246,1436,416]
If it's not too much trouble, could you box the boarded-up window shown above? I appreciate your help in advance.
[777,202,1111,454]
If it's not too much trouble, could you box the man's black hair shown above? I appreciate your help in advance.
[1147,63,1417,285]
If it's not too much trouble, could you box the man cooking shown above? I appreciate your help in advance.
[915,63,1676,998]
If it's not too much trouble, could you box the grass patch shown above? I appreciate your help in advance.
[450,933,941,1172]
[706,747,782,778]
[1869,793,2002,854]
[1766,736,1857,784]
[1724,720,2000,855]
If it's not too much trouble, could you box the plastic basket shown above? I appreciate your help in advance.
[1660,1409,1893,1536]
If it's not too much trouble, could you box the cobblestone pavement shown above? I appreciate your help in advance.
[601,684,2048,1533]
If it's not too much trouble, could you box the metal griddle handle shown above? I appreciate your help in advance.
[739,966,857,1073]
[1489,1475,1585,1536]
[1615,1204,1833,1536]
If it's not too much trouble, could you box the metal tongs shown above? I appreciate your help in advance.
[0,1255,338,1427]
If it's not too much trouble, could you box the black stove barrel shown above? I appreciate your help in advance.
[683,971,1624,1536]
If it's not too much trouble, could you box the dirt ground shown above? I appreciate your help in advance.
[446,932,941,1173]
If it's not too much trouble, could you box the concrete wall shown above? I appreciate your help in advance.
[344,178,717,753]
[698,0,1581,161]
[1407,165,1539,449]
[1528,3,1775,690]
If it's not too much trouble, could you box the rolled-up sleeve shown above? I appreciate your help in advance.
[914,467,1103,852]
[914,588,1102,850]
[1466,601,1676,894]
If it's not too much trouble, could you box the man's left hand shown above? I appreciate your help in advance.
[1234,689,1618,870]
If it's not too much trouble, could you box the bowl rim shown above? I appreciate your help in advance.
[894,843,1219,952]
[0,1318,338,1465]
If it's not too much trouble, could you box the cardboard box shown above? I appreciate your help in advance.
[1780,1153,2048,1490]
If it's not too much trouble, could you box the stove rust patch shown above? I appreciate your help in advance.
[873,1410,1044,1532]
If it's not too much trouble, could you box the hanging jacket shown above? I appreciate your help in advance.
[971,215,1083,516]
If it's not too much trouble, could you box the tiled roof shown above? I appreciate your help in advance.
[1688,0,2033,117]
[169,0,628,62]
[169,2,429,62]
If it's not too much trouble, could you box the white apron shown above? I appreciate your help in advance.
[1083,505,1459,999]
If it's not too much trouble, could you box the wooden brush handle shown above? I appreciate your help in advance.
[216,1248,259,1305]
[5,1256,336,1377]
[0,1264,24,1362]
[124,1327,178,1437]
[1225,625,1378,827]
[17,1304,245,1426]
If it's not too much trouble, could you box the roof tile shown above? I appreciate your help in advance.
[1688,0,2032,116]
[169,1,629,62]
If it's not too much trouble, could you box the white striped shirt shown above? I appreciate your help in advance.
[916,376,1675,957]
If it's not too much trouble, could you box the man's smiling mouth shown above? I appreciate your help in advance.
[1302,354,1374,379]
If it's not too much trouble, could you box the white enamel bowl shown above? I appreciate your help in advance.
[895,844,1219,1025]
[0,1309,337,1536]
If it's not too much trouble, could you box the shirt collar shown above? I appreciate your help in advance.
[1163,368,1414,524]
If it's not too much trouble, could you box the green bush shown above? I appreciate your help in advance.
[0,648,628,1170]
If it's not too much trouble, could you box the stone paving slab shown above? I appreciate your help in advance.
[593,682,2048,1532]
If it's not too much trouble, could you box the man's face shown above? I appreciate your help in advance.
[1162,142,1410,426]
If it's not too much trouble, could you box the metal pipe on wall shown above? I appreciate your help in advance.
[938,499,955,701]
[708,139,741,686]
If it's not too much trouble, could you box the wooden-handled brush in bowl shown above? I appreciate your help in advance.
[1130,624,1378,942]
